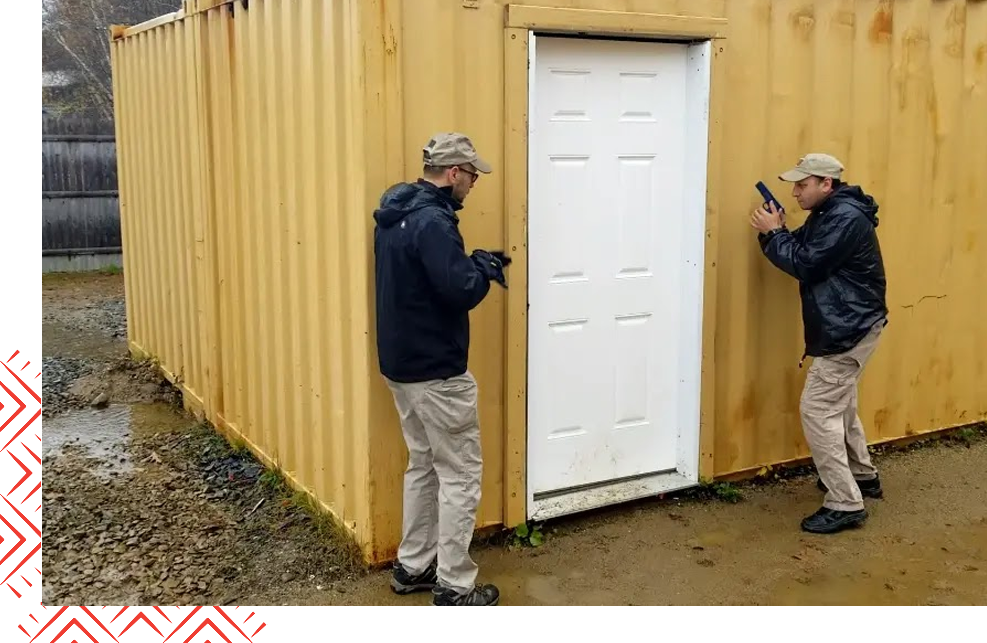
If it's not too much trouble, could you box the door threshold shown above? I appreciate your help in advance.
[533,467,678,501]
[528,469,697,522]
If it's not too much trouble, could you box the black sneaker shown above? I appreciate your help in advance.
[432,583,500,606]
[390,562,438,595]
[816,474,884,499]
[800,506,867,534]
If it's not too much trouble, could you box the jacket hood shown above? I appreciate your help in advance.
[826,184,880,227]
[373,180,463,229]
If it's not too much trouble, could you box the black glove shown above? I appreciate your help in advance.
[471,250,508,289]
[489,250,512,267]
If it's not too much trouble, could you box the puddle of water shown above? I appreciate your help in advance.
[696,530,735,548]
[42,322,124,360]
[478,568,625,605]
[520,574,566,604]
[44,405,135,476]
[43,403,193,478]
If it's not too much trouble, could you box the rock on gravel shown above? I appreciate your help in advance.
[43,357,96,417]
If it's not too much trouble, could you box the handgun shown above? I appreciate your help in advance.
[755,181,785,214]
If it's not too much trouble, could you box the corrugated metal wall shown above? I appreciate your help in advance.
[111,0,381,554]
[712,0,987,475]
[113,0,987,562]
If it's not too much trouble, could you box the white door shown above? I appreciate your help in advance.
[527,36,710,519]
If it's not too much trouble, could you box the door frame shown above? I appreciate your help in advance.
[501,5,729,526]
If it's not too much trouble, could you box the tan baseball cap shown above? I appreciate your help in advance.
[422,132,492,174]
[779,153,844,182]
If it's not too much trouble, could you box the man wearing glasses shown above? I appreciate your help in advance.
[373,133,507,606]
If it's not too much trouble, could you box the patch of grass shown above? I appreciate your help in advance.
[950,425,984,447]
[229,436,250,457]
[868,421,987,456]
[697,478,743,503]
[98,264,123,275]
[506,521,547,550]
[285,486,366,566]
[259,466,288,493]
[289,490,310,509]
[173,418,368,577]
[236,453,367,569]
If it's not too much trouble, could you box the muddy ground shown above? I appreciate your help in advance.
[42,273,365,606]
[43,272,987,605]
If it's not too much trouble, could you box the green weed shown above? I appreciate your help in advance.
[506,521,546,550]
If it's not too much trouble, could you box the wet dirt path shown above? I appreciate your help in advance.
[317,438,987,606]
[43,273,987,606]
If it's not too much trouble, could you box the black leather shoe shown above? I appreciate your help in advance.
[800,506,867,534]
[817,474,883,499]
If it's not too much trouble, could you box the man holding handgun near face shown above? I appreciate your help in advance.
[750,153,889,535]
[373,133,508,605]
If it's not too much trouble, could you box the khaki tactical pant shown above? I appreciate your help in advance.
[385,372,482,595]
[800,321,884,512]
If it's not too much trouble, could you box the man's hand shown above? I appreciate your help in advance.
[489,250,512,267]
[471,249,508,289]
[751,201,785,234]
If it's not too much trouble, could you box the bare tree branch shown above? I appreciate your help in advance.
[43,0,182,119]
[88,0,112,73]
[51,29,114,119]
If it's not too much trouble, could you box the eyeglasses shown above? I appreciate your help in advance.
[455,166,479,185]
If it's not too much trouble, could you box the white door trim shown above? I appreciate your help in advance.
[525,35,712,522]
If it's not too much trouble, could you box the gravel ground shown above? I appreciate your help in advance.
[42,356,96,417]
[43,415,365,606]
[42,273,165,417]
[42,272,366,606]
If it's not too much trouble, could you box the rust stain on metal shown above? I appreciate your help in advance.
[869,3,893,44]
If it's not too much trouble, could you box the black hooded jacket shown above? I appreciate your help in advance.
[759,184,888,357]
[373,180,492,383]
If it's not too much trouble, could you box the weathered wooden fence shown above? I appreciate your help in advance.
[42,115,122,271]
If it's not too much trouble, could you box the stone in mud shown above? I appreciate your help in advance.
[141,383,162,397]
[91,392,110,408]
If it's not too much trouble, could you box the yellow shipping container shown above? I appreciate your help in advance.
[110,0,987,564]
